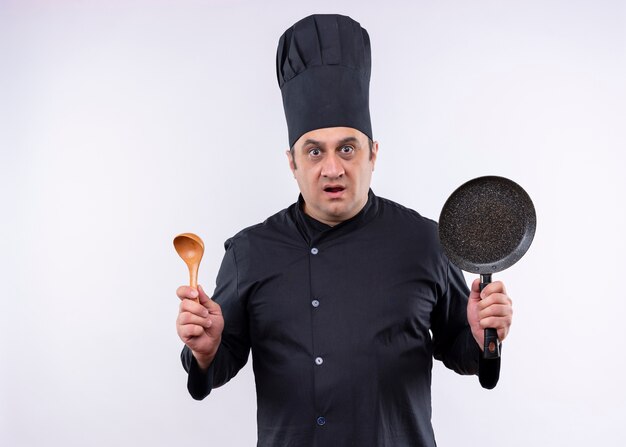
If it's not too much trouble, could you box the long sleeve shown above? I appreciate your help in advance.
[431,259,480,375]
[431,259,501,388]
[181,239,251,400]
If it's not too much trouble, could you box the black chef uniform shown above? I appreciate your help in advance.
[181,14,498,447]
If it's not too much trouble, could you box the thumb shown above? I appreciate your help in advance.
[469,278,481,302]
[197,284,211,305]
[198,284,221,312]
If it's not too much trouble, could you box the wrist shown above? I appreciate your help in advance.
[192,352,214,372]
[192,343,220,372]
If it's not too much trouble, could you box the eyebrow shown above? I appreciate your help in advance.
[301,136,360,148]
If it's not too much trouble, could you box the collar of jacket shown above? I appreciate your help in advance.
[290,188,379,246]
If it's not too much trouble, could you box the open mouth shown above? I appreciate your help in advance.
[324,186,345,193]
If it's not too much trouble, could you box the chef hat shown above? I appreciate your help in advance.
[276,14,373,148]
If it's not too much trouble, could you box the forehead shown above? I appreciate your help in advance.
[295,127,368,148]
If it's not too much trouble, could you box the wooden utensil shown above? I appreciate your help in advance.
[173,233,205,303]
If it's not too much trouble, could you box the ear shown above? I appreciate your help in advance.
[286,149,296,177]
[370,140,379,172]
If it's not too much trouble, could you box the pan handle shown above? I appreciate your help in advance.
[480,273,501,359]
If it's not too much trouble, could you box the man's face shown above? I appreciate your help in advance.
[287,127,378,226]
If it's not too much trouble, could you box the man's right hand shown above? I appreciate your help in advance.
[176,284,224,371]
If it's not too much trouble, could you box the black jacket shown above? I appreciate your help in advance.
[182,190,498,446]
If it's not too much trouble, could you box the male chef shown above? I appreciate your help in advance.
[176,14,512,447]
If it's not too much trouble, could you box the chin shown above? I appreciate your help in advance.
[325,206,352,221]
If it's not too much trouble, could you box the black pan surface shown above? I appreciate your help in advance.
[438,176,536,274]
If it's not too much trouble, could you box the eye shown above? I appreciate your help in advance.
[308,147,322,157]
[340,145,355,155]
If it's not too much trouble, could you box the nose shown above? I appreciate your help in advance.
[321,152,344,179]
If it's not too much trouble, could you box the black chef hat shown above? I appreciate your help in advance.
[276,14,372,148]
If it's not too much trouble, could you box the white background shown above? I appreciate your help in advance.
[1,0,625,446]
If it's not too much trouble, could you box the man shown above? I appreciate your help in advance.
[176,14,512,446]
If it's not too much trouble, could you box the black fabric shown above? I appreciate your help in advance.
[181,191,500,447]
[276,14,372,147]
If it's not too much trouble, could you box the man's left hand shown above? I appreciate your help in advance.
[467,279,513,351]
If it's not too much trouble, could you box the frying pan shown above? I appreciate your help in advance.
[438,176,536,361]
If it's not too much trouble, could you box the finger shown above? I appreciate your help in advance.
[178,311,213,329]
[176,285,199,301]
[197,284,212,306]
[198,285,222,314]
[478,320,511,342]
[468,278,481,302]
[479,315,513,331]
[478,303,513,320]
[179,324,206,340]
[477,292,512,310]
[497,327,510,342]
[180,299,210,317]
[480,280,507,298]
[471,278,481,293]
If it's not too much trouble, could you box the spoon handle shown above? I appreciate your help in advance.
[188,264,200,303]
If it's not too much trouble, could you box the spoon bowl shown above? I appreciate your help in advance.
[173,232,205,302]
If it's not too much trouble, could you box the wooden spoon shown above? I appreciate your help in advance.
[173,232,205,303]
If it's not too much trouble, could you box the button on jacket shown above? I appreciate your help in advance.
[181,190,493,447]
